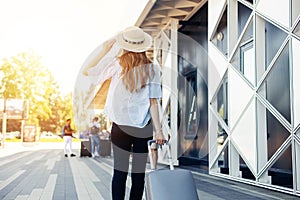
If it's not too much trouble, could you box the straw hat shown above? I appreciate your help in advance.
[116,26,152,52]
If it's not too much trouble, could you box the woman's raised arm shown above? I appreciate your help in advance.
[82,39,116,76]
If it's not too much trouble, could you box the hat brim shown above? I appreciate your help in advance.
[116,30,152,53]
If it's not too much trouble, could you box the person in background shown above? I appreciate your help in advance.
[90,116,101,158]
[62,118,76,157]
[83,26,166,200]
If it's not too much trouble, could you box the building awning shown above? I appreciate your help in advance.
[136,0,207,38]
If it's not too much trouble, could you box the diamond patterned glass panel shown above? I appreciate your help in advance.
[268,145,293,189]
[264,20,288,70]
[256,100,290,161]
[267,112,290,161]
[231,19,254,86]
[258,43,291,123]
[257,0,289,27]
[216,78,228,125]
[228,67,253,127]
[296,141,300,191]
[210,112,228,157]
[241,20,253,44]
[238,2,252,38]
[293,20,300,37]
[217,127,228,150]
[217,145,229,175]
[239,156,255,180]
[292,38,300,127]
[231,100,256,170]
[212,7,228,57]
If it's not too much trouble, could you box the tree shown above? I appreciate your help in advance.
[98,112,108,130]
[0,51,73,133]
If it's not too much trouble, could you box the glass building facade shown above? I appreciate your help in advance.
[135,0,300,196]
[207,0,300,196]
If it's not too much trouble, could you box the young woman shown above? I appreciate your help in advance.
[83,26,165,200]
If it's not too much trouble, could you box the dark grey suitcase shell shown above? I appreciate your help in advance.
[145,140,199,200]
[100,138,111,156]
[80,139,92,157]
[145,169,199,200]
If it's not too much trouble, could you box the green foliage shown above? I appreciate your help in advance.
[98,112,108,130]
[0,51,74,133]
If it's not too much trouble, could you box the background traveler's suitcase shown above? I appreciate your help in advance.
[100,138,111,157]
[145,140,199,200]
[80,139,92,157]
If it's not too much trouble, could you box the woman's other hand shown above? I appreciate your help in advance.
[155,130,166,145]
[82,39,116,76]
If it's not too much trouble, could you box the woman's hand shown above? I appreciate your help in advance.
[104,39,116,51]
[82,39,116,76]
[155,130,166,145]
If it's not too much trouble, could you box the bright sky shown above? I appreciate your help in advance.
[0,0,148,94]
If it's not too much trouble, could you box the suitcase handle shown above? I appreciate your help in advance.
[147,140,174,170]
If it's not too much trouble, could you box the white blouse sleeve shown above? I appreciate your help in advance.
[149,65,162,99]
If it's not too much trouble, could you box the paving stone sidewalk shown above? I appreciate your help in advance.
[0,143,299,200]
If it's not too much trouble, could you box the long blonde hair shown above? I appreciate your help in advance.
[118,51,154,93]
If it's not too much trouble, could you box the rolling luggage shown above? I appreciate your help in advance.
[80,139,92,157]
[100,138,111,157]
[145,140,199,200]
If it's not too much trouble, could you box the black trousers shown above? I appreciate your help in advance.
[111,122,153,200]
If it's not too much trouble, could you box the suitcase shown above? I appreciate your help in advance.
[80,139,92,157]
[145,140,199,200]
[100,138,111,157]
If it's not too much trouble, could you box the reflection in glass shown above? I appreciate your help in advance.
[216,77,228,155]
[218,145,229,175]
[266,109,290,160]
[211,7,228,56]
[238,2,252,38]
[217,78,228,124]
[258,44,291,123]
[217,127,228,149]
[268,146,293,188]
[186,73,198,139]
[241,20,253,44]
[240,41,255,85]
[231,20,255,86]
[256,100,290,164]
[264,20,288,69]
[240,156,255,180]
[177,4,209,163]
[293,20,300,37]
[244,0,253,4]
[177,59,205,158]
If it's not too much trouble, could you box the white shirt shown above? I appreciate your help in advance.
[89,121,101,128]
[88,57,161,128]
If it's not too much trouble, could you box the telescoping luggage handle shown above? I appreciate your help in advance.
[147,140,174,170]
